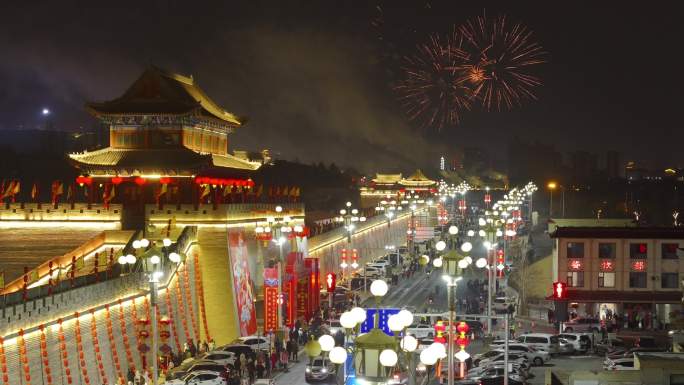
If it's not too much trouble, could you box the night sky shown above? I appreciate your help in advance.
[0,1,682,172]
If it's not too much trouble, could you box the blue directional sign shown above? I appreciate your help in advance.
[359,308,399,335]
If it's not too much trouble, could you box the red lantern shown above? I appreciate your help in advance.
[456,321,469,334]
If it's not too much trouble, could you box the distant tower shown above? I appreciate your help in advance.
[440,156,445,171]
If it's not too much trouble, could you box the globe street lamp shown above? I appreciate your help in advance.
[336,202,366,243]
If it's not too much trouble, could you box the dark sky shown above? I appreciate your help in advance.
[0,1,682,173]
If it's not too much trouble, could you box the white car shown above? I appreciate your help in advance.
[504,344,551,366]
[198,351,237,367]
[326,319,344,335]
[406,323,434,339]
[164,370,226,385]
[236,336,269,351]
[357,267,383,278]
[474,351,529,370]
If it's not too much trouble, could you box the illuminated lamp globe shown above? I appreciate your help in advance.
[432,257,443,268]
[478,230,486,237]
[294,225,304,233]
[448,225,458,235]
[132,240,141,249]
[435,241,446,251]
[464,256,473,265]
[455,349,470,362]
[318,334,335,352]
[431,342,447,359]
[478,218,487,226]
[419,255,430,266]
[150,255,160,265]
[483,241,492,250]
[495,230,503,237]
[379,349,398,367]
[467,230,475,237]
[461,242,473,253]
[304,339,322,358]
[162,238,172,247]
[140,239,150,248]
[420,347,438,366]
[118,255,127,265]
[370,280,389,297]
[458,259,469,269]
[388,314,404,333]
[398,309,413,328]
[169,252,181,263]
[350,307,367,324]
[255,226,264,233]
[476,258,488,269]
[340,312,357,329]
[125,254,137,264]
[275,206,283,213]
[400,335,418,352]
[329,347,347,364]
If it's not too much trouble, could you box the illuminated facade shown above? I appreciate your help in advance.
[360,169,436,208]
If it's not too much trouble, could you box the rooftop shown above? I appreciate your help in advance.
[551,226,684,239]
[86,66,243,127]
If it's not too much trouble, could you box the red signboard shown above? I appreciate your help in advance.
[325,272,337,293]
[568,259,583,271]
[600,260,614,271]
[264,287,279,332]
[304,258,320,321]
[553,281,567,300]
[631,260,646,271]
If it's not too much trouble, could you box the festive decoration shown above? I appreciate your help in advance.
[0,336,8,385]
[39,325,54,385]
[600,260,614,272]
[130,298,147,369]
[182,266,200,342]
[163,288,181,352]
[568,259,583,271]
[87,311,107,384]
[175,271,191,343]
[73,312,92,385]
[193,253,211,342]
[117,299,135,371]
[56,319,73,385]
[104,305,124,380]
[632,260,646,271]
[17,329,30,385]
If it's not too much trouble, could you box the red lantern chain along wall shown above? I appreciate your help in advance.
[175,271,191,343]
[0,336,9,385]
[88,311,107,384]
[104,305,124,380]
[157,302,173,370]
[141,296,152,368]
[17,329,30,385]
[73,312,92,385]
[39,325,53,385]
[194,253,212,342]
[132,298,148,370]
[182,266,200,342]
[57,319,73,385]
[117,299,135,371]
[163,288,181,352]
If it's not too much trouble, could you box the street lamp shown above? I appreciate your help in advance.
[141,243,163,385]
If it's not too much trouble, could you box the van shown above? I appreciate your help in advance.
[516,333,560,354]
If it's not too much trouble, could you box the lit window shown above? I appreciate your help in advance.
[567,271,584,287]
[598,272,615,288]
[629,243,647,259]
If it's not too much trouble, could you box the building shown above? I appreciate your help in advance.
[569,150,598,179]
[359,169,436,208]
[605,150,623,179]
[551,226,684,325]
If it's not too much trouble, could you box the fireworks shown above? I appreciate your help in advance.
[459,13,547,111]
[394,33,472,130]
[394,11,547,128]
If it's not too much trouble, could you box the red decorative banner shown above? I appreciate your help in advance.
[17,329,30,385]
[264,287,279,333]
[228,231,257,336]
[568,259,583,271]
[600,260,615,272]
[117,299,135,371]
[183,267,200,342]
[74,312,91,385]
[175,272,191,343]
[0,336,8,385]
[163,289,181,352]
[194,253,212,343]
[88,311,107,384]
[57,319,73,384]
[130,298,145,369]
[39,325,53,385]
[632,260,646,271]
[104,305,123,380]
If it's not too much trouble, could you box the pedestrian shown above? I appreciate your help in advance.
[239,353,247,378]
[256,357,265,379]
[270,350,278,373]
[127,368,135,384]
[209,339,216,352]
[292,339,299,362]
[247,357,256,383]
[280,349,289,372]
[188,339,197,357]
[202,340,209,353]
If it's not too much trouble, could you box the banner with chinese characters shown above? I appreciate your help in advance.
[228,231,257,336]
[264,268,279,333]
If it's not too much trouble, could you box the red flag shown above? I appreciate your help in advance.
[31,183,38,201]
[51,181,64,204]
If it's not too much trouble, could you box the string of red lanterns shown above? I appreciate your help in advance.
[182,267,200,342]
[0,336,9,385]
[104,305,124,381]
[117,299,135,371]
[56,319,73,385]
[89,311,107,384]
[193,254,212,342]
[193,176,254,187]
[39,325,53,385]
[175,272,191,343]
[163,289,181,353]
[17,329,30,385]
[130,298,147,370]
[73,312,92,385]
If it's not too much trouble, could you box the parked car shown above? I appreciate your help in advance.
[326,319,344,336]
[559,333,593,354]
[406,322,434,339]
[198,351,237,367]
[236,336,270,351]
[467,366,527,383]
[166,360,217,380]
[164,370,227,385]
[516,333,560,354]
[475,352,529,370]
[558,337,575,354]
[505,344,550,366]
[305,356,335,382]
[606,347,667,360]
[479,374,526,385]
[594,338,626,356]
[215,344,257,360]
[603,357,636,371]
[562,317,601,333]
[416,338,434,353]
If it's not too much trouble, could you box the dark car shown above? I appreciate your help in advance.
[479,374,526,385]
[465,320,484,337]
[216,344,257,360]
[167,361,228,380]
[166,359,216,380]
